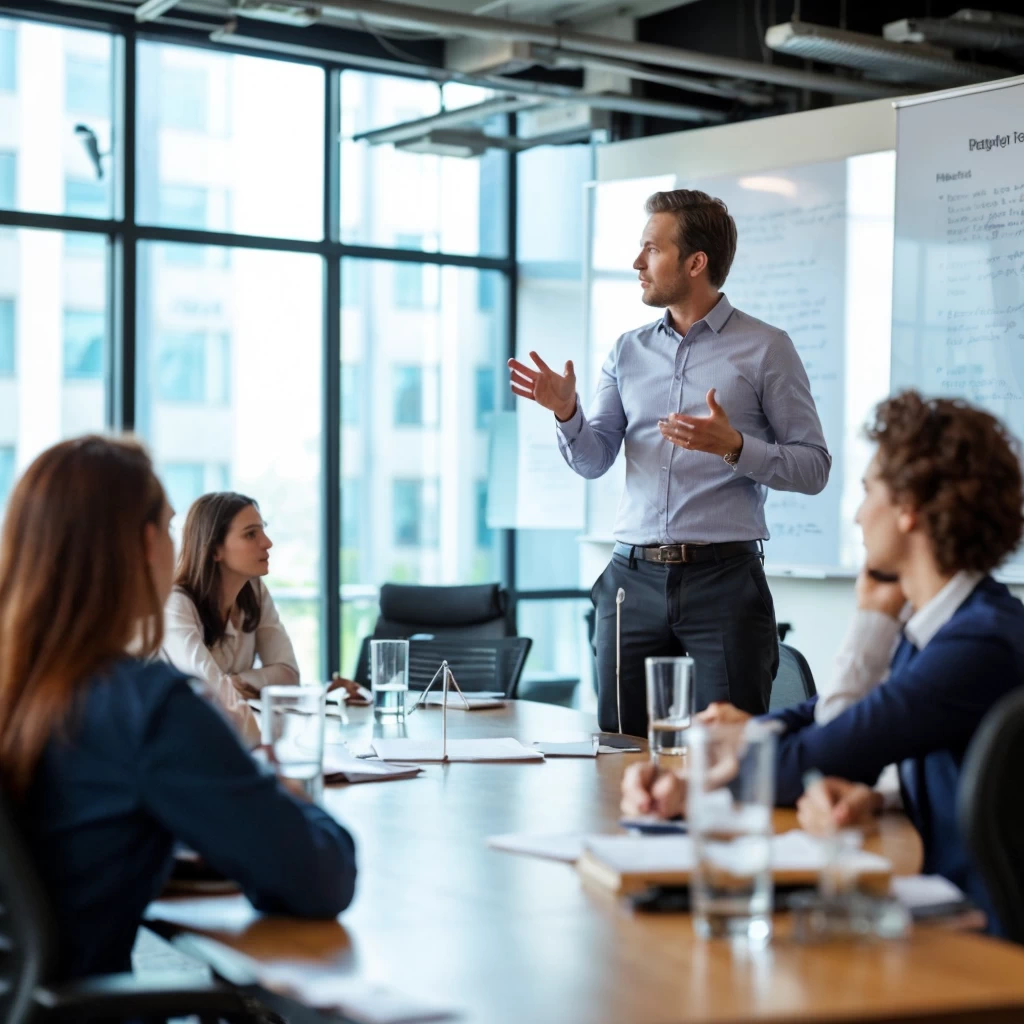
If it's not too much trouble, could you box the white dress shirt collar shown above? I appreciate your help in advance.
[904,570,984,650]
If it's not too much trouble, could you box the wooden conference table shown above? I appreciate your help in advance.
[148,700,1024,1024]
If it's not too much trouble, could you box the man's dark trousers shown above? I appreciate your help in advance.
[591,548,779,737]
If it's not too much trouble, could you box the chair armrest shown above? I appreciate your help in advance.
[35,970,248,1020]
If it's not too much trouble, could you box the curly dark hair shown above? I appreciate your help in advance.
[866,390,1024,575]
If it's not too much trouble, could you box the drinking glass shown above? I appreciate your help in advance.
[688,721,776,946]
[260,684,326,800]
[371,639,409,718]
[645,656,694,760]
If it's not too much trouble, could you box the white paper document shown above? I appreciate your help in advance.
[322,745,423,784]
[890,874,967,910]
[370,737,544,762]
[259,967,457,1024]
[532,740,598,757]
[418,693,506,710]
[583,830,892,876]
[487,833,586,863]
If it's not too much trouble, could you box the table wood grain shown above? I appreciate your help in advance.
[148,700,1024,1024]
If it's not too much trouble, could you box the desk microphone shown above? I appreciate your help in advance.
[615,588,626,734]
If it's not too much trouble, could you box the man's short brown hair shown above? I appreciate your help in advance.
[644,189,738,288]
[867,390,1024,575]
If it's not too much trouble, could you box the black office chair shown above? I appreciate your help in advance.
[958,687,1024,944]
[0,788,257,1024]
[354,636,532,698]
[769,642,817,712]
[370,583,513,642]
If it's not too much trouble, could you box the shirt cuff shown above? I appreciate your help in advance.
[732,432,768,478]
[554,394,584,442]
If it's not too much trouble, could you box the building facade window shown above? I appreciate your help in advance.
[63,309,105,379]
[475,480,492,549]
[64,54,109,115]
[0,26,15,92]
[393,478,439,548]
[160,64,209,132]
[341,363,361,426]
[155,331,230,403]
[0,299,14,375]
[0,152,16,208]
[475,366,495,429]
[0,447,14,518]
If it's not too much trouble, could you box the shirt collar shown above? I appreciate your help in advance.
[904,570,984,649]
[657,293,734,337]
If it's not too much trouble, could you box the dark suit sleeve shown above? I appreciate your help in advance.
[138,679,356,918]
[771,631,1017,805]
[762,695,818,733]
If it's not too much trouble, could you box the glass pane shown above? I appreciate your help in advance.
[339,259,506,670]
[516,598,594,708]
[137,242,323,680]
[0,228,110,523]
[137,42,324,240]
[0,17,115,217]
[340,70,508,258]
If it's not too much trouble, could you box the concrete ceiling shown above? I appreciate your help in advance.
[363,0,693,25]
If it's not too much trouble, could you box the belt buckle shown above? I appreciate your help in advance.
[657,544,686,564]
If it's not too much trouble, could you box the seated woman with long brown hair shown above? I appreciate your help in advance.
[0,437,356,982]
[162,492,299,747]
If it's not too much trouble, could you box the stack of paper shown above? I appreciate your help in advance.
[322,745,423,785]
[487,833,586,863]
[533,740,598,757]
[370,737,543,763]
[417,692,506,710]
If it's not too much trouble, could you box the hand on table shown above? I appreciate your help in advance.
[797,777,883,836]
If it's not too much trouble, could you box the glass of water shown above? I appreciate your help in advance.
[260,684,326,801]
[645,656,694,760]
[371,639,409,718]
[687,721,776,947]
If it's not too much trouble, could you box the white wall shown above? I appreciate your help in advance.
[590,95,1024,688]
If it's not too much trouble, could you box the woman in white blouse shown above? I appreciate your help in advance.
[162,492,299,747]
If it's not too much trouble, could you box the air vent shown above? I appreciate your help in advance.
[765,19,1006,85]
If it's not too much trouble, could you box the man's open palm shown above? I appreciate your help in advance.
[508,351,577,421]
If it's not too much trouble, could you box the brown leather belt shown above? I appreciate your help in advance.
[613,540,761,565]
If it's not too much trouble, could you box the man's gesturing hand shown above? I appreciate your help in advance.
[508,351,577,422]
[659,388,743,458]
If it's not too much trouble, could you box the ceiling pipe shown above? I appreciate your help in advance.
[354,96,548,145]
[532,47,776,106]
[209,25,726,122]
[309,0,897,98]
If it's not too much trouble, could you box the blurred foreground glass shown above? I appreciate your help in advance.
[371,639,409,718]
[645,656,694,760]
[688,722,776,946]
[261,685,326,800]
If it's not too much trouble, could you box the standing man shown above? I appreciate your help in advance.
[508,189,830,735]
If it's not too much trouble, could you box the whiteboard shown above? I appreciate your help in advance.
[891,75,1024,581]
[585,154,896,575]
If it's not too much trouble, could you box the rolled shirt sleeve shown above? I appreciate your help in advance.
[236,581,300,691]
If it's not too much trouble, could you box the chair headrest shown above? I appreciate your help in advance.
[378,583,507,628]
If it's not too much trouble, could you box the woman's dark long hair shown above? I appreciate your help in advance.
[0,436,166,798]
[174,492,262,648]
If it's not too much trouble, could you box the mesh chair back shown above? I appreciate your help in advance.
[769,642,817,712]
[0,789,54,1024]
[356,637,532,698]
[958,687,1024,944]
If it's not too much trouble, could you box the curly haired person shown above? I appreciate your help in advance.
[623,390,1024,934]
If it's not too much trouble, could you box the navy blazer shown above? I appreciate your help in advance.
[18,658,357,981]
[768,576,1024,929]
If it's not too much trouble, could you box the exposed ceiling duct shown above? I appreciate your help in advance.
[306,0,897,98]
[884,10,1024,59]
[764,19,1009,86]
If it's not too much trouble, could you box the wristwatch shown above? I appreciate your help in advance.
[723,436,744,467]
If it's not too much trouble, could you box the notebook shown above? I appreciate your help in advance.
[577,830,893,894]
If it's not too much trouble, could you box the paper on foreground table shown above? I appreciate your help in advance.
[487,833,587,863]
[532,740,598,757]
[371,737,544,762]
[259,966,457,1024]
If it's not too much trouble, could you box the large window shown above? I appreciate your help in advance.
[0,227,109,484]
[340,71,508,258]
[137,242,323,680]
[0,18,558,690]
[136,42,324,240]
[0,18,115,218]
[339,258,505,670]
